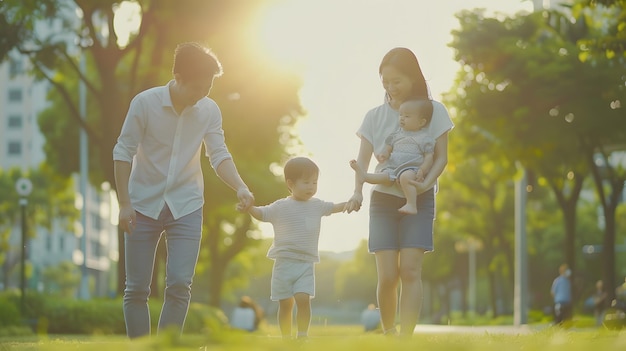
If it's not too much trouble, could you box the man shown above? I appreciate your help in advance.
[113,42,254,338]
[551,263,572,326]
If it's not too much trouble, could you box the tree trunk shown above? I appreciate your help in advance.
[586,147,625,305]
[208,262,225,307]
[488,270,499,318]
[563,203,577,273]
[603,207,618,303]
[460,255,468,317]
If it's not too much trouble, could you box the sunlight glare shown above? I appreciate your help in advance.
[113,1,142,48]
[253,0,536,253]
[258,1,310,67]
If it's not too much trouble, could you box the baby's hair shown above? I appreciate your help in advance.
[401,99,433,125]
[284,157,319,182]
[172,42,223,81]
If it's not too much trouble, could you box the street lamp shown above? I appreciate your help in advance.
[77,49,90,300]
[514,164,528,326]
[15,177,33,314]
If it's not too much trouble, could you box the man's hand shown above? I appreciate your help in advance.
[118,204,136,234]
[236,187,254,212]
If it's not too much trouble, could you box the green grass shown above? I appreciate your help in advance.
[1,325,625,351]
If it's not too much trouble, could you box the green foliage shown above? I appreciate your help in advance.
[1,0,306,303]
[574,0,626,59]
[334,240,377,304]
[0,291,228,335]
[0,297,21,327]
[0,166,77,276]
[0,166,77,231]
[446,5,626,310]
[41,261,81,298]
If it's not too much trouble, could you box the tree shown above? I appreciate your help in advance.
[0,0,304,305]
[41,260,81,297]
[448,8,626,299]
[434,112,517,317]
[575,0,626,59]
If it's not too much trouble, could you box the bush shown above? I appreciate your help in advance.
[184,302,229,334]
[44,298,126,334]
[0,291,228,335]
[0,297,21,327]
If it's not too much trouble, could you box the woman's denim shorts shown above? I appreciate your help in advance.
[368,188,435,252]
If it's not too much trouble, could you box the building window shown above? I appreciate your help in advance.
[9,58,23,76]
[8,115,22,129]
[91,241,101,257]
[7,141,22,156]
[91,212,102,231]
[8,89,22,102]
[59,236,65,251]
[46,235,52,252]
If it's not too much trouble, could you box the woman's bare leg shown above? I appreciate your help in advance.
[374,250,400,334]
[398,248,425,337]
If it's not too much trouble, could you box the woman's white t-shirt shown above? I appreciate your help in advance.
[357,100,454,198]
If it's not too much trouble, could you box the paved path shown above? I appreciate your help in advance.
[413,324,545,335]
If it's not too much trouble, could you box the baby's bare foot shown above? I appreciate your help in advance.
[349,160,365,176]
[398,204,418,215]
[349,160,367,183]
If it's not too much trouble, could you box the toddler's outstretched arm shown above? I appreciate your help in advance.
[332,202,349,214]
[237,202,263,221]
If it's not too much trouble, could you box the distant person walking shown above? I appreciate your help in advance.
[551,263,573,326]
[240,157,349,340]
[592,280,607,326]
[113,42,254,339]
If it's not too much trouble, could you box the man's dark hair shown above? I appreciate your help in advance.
[172,42,223,80]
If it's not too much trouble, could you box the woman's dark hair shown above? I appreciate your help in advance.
[284,157,319,182]
[172,42,223,81]
[379,47,430,101]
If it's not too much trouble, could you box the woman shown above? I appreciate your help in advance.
[346,47,453,336]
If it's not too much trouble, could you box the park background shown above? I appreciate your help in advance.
[1,0,626,335]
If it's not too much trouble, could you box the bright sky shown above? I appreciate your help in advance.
[255,0,535,252]
[109,0,535,252]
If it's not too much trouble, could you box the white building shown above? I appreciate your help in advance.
[0,9,118,298]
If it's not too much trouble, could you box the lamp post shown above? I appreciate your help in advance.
[514,164,528,326]
[15,177,33,314]
[78,49,90,300]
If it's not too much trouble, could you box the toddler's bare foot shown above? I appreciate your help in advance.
[398,204,418,215]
